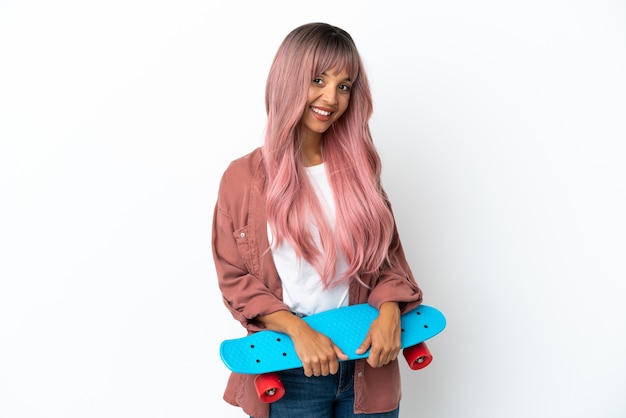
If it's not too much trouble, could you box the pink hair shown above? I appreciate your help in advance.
[263,23,395,287]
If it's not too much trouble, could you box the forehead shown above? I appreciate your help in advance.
[313,48,358,80]
[322,67,351,79]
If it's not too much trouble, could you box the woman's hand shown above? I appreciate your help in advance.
[254,310,348,377]
[356,302,402,368]
[290,324,348,377]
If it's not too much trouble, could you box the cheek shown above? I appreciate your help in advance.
[335,96,351,120]
[306,87,316,104]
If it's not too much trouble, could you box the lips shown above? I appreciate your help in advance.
[311,106,332,116]
[310,106,333,121]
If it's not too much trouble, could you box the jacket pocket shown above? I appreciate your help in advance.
[233,225,253,274]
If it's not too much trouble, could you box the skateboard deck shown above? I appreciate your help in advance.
[220,303,446,375]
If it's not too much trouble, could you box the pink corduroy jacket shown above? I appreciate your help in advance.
[211,147,423,418]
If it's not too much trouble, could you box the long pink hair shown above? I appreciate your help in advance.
[263,23,395,287]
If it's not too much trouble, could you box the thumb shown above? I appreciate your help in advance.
[356,334,372,355]
[334,344,349,361]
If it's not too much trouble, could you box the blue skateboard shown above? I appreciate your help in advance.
[220,304,446,402]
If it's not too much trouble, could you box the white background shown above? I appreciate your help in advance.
[1,1,625,417]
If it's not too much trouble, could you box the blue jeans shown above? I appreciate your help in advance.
[260,361,399,418]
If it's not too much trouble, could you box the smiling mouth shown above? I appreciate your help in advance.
[311,107,332,116]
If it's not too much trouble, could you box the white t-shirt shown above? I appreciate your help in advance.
[267,163,349,316]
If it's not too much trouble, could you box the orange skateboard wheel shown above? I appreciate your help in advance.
[403,342,433,370]
[254,372,285,403]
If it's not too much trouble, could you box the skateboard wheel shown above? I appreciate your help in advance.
[403,342,433,370]
[254,373,285,403]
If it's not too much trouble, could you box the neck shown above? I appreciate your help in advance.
[301,131,323,166]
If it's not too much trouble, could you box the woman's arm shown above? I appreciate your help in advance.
[367,211,423,313]
[359,203,423,367]
[212,160,290,332]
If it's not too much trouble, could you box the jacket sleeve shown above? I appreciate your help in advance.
[367,206,423,314]
[212,165,290,333]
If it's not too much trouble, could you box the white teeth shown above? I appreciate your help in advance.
[312,107,331,116]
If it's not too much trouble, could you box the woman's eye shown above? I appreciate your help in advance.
[339,84,351,92]
[312,78,323,85]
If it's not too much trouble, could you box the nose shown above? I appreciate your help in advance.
[321,85,338,105]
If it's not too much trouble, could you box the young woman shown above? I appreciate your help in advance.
[212,22,423,418]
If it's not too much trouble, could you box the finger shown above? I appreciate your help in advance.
[356,334,372,355]
[307,365,321,377]
[378,348,392,366]
[326,358,340,375]
[334,344,348,361]
[367,345,382,368]
[382,352,396,366]
[367,356,379,368]
[320,359,331,376]
[380,345,401,366]
[302,358,318,377]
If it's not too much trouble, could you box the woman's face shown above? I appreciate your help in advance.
[300,67,352,140]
